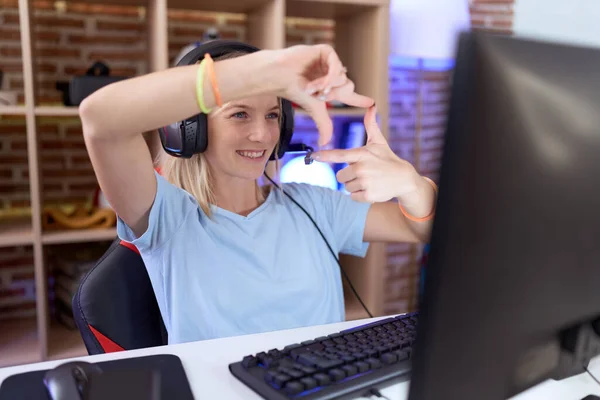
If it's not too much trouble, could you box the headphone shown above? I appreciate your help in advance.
[158,40,295,160]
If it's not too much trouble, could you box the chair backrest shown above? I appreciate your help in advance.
[72,238,168,354]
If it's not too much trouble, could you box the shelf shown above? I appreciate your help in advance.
[62,0,146,6]
[168,0,274,13]
[35,106,80,117]
[286,0,387,19]
[0,318,41,368]
[47,322,87,361]
[0,218,34,248]
[0,106,27,116]
[42,227,117,245]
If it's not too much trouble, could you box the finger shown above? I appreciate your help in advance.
[344,178,365,193]
[313,148,364,164]
[321,45,344,91]
[323,80,375,108]
[364,105,386,144]
[305,76,328,96]
[349,190,371,203]
[306,69,349,98]
[336,164,357,184]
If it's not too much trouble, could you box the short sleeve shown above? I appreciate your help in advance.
[284,184,371,257]
[117,170,198,252]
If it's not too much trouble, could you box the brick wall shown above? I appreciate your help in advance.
[0,0,515,318]
[382,0,516,314]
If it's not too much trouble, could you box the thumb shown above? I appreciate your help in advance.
[364,105,386,145]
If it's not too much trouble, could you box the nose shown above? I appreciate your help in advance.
[247,119,276,143]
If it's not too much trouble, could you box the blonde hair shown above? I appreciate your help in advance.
[158,50,282,217]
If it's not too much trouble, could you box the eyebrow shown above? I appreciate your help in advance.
[225,103,279,112]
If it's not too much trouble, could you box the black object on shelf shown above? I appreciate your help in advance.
[56,61,128,106]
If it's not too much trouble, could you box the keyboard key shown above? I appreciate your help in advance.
[341,355,356,363]
[341,364,358,376]
[299,366,317,375]
[300,377,318,390]
[264,370,278,384]
[263,357,279,368]
[313,373,331,386]
[381,353,398,364]
[393,350,409,361]
[279,367,305,379]
[297,354,320,367]
[365,358,382,369]
[256,352,268,363]
[241,355,257,369]
[273,374,291,388]
[328,368,346,382]
[283,344,302,353]
[354,361,370,373]
[284,381,304,395]
[315,358,344,370]
[302,340,316,346]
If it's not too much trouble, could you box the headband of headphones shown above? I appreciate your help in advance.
[158,40,295,160]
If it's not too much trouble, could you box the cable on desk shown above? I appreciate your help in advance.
[368,388,392,400]
[585,365,600,386]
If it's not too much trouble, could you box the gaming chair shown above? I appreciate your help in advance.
[72,238,168,354]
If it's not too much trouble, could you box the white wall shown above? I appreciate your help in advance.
[513,0,600,49]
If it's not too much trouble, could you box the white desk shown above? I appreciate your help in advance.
[1,316,599,400]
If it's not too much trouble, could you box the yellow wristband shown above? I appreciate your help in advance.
[196,60,212,114]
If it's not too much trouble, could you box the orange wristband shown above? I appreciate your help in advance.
[203,53,222,107]
[399,176,438,222]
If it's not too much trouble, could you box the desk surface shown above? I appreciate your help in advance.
[1,316,599,400]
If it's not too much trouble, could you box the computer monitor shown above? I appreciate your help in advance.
[408,31,600,400]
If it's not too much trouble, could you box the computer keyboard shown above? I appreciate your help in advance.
[229,312,418,400]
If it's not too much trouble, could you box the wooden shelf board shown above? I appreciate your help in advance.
[169,0,272,13]
[0,218,34,248]
[48,322,87,361]
[286,0,387,19]
[64,0,145,6]
[35,106,80,117]
[294,107,365,117]
[0,106,27,115]
[42,227,117,245]
[0,318,41,368]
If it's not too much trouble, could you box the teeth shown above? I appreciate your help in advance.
[237,150,265,159]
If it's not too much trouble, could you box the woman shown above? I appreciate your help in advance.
[80,42,437,344]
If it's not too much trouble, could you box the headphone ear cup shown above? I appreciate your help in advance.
[272,99,294,160]
[193,113,209,154]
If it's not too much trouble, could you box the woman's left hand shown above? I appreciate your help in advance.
[312,105,422,203]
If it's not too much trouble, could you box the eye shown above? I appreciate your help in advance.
[266,112,279,120]
[231,111,248,119]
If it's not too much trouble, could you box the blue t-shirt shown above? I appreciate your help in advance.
[117,171,371,345]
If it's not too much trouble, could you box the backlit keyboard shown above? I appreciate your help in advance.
[229,312,418,400]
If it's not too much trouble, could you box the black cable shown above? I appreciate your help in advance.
[368,388,392,400]
[585,365,600,386]
[264,171,373,319]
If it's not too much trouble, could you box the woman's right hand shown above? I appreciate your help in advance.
[259,44,375,146]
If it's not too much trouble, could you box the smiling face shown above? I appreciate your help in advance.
[204,94,281,181]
